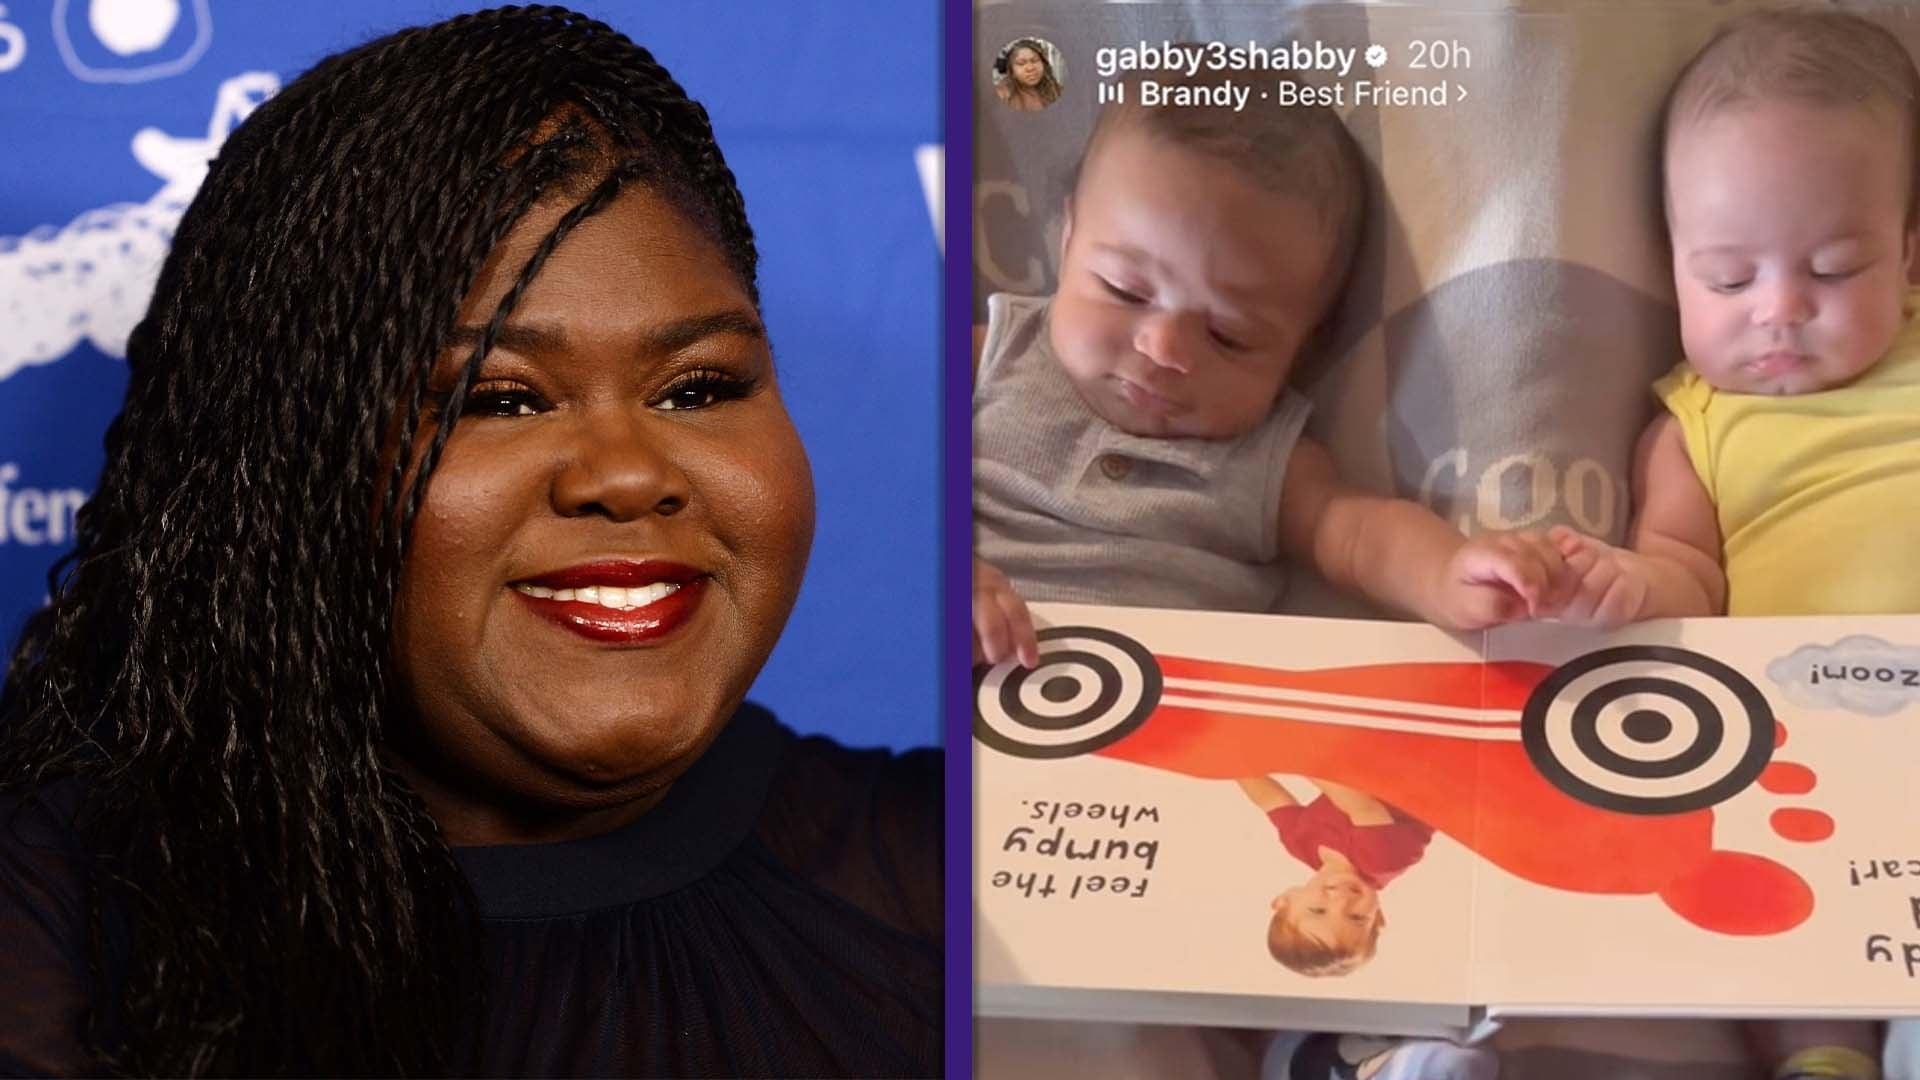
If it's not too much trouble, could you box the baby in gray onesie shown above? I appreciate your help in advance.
[973,70,1575,666]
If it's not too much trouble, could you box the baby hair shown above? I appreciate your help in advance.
[1663,7,1920,221]
[1075,59,1367,317]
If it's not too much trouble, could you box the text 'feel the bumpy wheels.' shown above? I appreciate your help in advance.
[973,626,1163,759]
[1522,645,1774,815]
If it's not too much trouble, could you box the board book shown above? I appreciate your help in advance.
[974,603,1920,1038]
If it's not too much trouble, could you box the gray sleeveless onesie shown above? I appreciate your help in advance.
[973,292,1313,612]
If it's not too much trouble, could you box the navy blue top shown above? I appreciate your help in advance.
[0,706,943,1077]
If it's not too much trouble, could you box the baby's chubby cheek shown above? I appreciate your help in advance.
[1046,298,1115,377]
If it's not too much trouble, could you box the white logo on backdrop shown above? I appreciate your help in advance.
[915,144,943,256]
[0,464,86,547]
[0,71,277,383]
[52,0,209,83]
[0,5,25,73]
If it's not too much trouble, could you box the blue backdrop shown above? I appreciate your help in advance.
[0,1,941,750]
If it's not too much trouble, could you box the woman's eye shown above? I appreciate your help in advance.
[1211,329,1247,352]
[1812,267,1861,283]
[655,371,755,411]
[1708,279,1752,295]
[460,386,544,418]
[1098,277,1146,304]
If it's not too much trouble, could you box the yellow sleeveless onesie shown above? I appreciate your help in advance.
[1654,294,1920,615]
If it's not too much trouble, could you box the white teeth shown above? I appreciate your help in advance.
[515,580,682,612]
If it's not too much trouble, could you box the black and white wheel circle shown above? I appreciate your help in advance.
[1521,645,1773,815]
[973,627,1162,759]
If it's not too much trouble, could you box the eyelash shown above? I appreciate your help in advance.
[654,369,758,411]
[1099,277,1251,351]
[1709,267,1865,293]
[426,369,758,419]
[1098,276,1145,305]
[459,384,543,418]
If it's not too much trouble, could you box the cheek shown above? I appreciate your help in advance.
[1677,290,1736,362]
[1198,363,1287,435]
[697,413,815,584]
[1050,299,1125,377]
[1830,281,1904,361]
[396,439,539,646]
[413,436,538,573]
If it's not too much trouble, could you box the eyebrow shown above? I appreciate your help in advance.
[445,309,766,357]
[1689,233,1876,258]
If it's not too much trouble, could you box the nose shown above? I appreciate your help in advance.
[1133,311,1201,375]
[551,405,690,520]
[1754,276,1815,329]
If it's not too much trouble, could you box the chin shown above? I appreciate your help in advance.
[556,732,703,790]
[540,696,722,783]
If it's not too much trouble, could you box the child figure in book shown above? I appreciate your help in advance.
[971,66,1574,669]
[1553,10,1920,1079]
[1237,776,1432,977]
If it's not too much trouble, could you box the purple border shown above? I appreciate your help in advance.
[942,0,973,1074]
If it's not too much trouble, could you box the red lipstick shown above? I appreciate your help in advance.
[510,560,707,645]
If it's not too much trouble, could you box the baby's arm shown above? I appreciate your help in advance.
[1279,438,1571,630]
[1550,415,1725,625]
[974,557,1040,668]
[971,325,1041,668]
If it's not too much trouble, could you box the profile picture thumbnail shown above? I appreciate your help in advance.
[993,37,1063,112]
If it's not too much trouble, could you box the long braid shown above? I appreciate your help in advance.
[0,7,761,1074]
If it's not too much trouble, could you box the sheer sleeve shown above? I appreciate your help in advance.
[0,784,100,1078]
[755,734,943,948]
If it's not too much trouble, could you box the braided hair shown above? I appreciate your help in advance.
[0,6,758,1074]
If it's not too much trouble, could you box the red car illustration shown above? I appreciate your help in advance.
[975,627,1815,935]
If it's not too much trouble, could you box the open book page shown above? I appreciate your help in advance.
[975,602,1480,1022]
[1470,616,1920,1015]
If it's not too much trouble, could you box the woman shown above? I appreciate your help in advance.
[0,7,939,1076]
[997,40,1063,111]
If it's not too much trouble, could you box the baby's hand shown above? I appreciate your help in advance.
[973,558,1040,668]
[1433,530,1573,629]
[1546,526,1653,627]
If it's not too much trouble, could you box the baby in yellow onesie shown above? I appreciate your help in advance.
[1558,10,1920,624]
[1553,10,1917,1079]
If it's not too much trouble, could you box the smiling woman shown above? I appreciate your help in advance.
[392,184,816,846]
[0,6,938,1077]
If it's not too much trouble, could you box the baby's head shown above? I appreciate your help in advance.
[1265,864,1384,977]
[1663,9,1920,395]
[1050,68,1365,438]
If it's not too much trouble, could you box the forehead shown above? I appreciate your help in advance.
[450,184,752,352]
[1075,129,1339,314]
[1667,102,1909,233]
